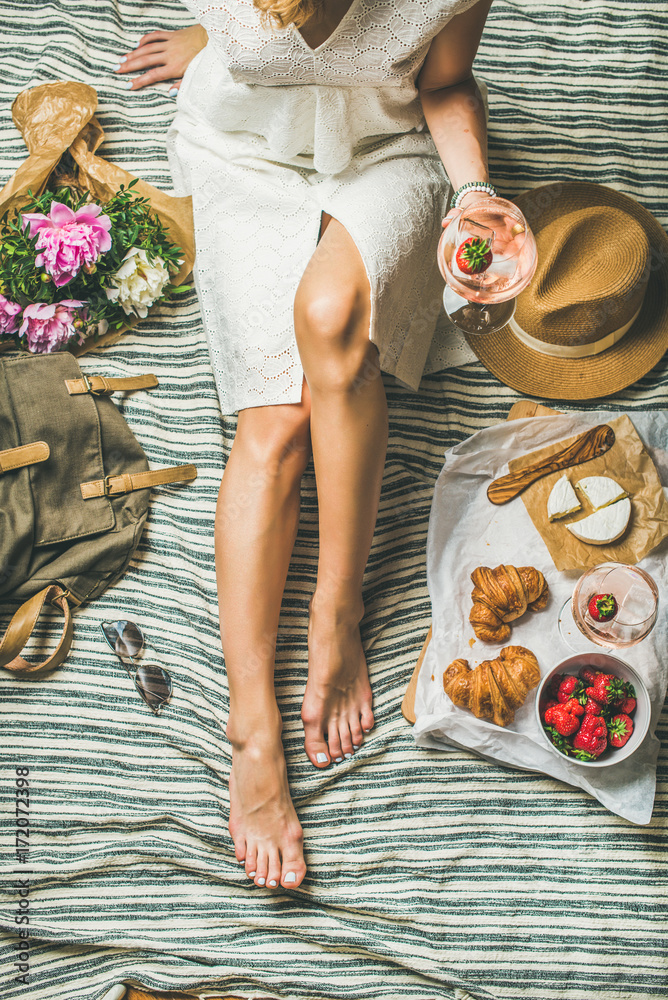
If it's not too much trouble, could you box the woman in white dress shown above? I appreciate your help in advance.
[117,0,494,890]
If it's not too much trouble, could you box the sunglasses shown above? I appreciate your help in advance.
[100,620,173,715]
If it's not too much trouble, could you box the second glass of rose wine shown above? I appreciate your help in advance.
[558,562,659,653]
[437,196,537,336]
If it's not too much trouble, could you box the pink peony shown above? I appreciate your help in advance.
[19,299,86,353]
[22,201,112,287]
[0,293,22,335]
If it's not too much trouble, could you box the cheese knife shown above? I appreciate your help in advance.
[487,424,616,505]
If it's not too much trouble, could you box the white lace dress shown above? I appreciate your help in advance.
[167,0,480,413]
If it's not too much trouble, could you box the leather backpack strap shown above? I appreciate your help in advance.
[0,585,74,674]
[65,373,159,395]
[0,441,50,474]
[80,464,197,499]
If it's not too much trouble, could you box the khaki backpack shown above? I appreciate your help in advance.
[0,352,196,674]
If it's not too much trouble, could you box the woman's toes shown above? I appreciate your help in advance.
[266,850,282,889]
[244,845,257,880]
[337,720,354,757]
[361,704,374,734]
[350,717,364,749]
[281,857,307,889]
[254,851,269,887]
[303,717,330,768]
[326,719,343,761]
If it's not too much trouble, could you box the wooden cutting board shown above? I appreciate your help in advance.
[401,399,558,724]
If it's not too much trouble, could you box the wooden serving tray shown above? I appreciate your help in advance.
[401,399,558,724]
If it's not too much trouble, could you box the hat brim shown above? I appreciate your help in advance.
[464,182,668,399]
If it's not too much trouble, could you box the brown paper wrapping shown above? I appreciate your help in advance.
[508,414,668,571]
[0,81,195,354]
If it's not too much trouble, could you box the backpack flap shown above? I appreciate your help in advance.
[4,353,115,547]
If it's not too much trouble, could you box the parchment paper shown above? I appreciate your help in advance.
[0,81,195,354]
[413,409,668,825]
[509,414,668,571]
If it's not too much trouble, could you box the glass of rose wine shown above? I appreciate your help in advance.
[437,196,538,336]
[558,562,659,653]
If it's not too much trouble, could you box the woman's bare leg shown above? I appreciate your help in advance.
[294,214,386,766]
[215,388,312,889]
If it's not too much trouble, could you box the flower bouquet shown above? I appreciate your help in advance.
[0,80,194,354]
[0,180,189,352]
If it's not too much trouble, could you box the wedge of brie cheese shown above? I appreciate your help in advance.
[547,474,582,521]
[566,497,631,545]
[575,475,628,511]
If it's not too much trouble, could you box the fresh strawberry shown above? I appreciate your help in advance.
[573,714,608,757]
[455,236,493,275]
[583,697,603,716]
[579,667,598,685]
[608,713,634,749]
[586,673,626,706]
[547,674,565,699]
[617,696,637,715]
[587,593,618,622]
[562,697,585,717]
[544,702,581,737]
[557,675,583,703]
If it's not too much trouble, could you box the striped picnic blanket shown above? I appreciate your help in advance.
[0,2,667,1000]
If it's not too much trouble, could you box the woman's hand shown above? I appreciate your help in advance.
[442,189,494,228]
[113,25,208,94]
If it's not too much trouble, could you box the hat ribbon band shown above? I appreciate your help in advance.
[508,304,642,358]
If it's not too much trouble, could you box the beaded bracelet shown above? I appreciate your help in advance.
[452,181,497,210]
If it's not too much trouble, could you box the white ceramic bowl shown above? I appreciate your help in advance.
[535,651,651,767]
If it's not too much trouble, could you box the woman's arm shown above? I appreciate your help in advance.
[114,24,208,92]
[417,0,494,210]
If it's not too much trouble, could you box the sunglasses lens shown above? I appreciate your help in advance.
[114,621,144,660]
[135,664,172,713]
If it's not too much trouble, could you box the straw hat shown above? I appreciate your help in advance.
[465,182,668,399]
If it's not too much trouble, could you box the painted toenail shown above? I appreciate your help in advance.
[111,64,122,72]
[353,744,360,749]
[168,87,178,97]
[364,728,372,733]
[316,752,328,763]
[269,880,277,887]
[335,757,343,762]
[284,872,296,883]
[344,753,352,759]
[119,56,127,62]
[257,877,266,885]
[123,81,133,89]
[248,871,256,878]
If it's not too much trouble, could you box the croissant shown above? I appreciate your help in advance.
[443,645,541,727]
[469,564,549,643]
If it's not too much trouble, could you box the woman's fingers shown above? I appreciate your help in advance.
[125,68,183,92]
[115,44,169,75]
[442,206,462,228]
[136,30,174,48]
[113,25,208,91]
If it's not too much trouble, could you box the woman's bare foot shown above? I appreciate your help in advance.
[228,727,307,890]
[301,594,374,767]
[112,25,208,93]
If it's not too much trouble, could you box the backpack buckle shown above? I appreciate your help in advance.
[81,374,106,395]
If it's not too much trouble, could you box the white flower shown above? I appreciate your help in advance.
[106,247,170,319]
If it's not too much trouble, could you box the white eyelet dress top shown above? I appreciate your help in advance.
[167,0,481,413]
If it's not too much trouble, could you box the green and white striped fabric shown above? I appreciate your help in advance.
[1,3,667,999]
